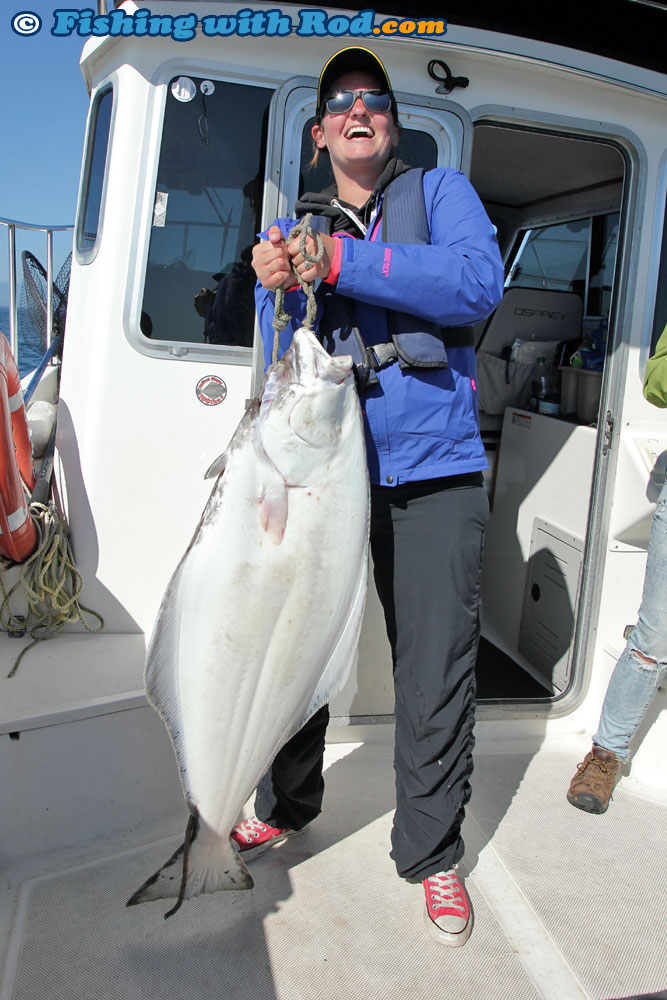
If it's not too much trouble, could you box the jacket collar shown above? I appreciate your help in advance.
[295,157,412,236]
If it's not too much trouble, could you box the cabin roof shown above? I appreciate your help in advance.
[111,0,667,73]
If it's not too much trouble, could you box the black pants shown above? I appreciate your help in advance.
[255,475,489,882]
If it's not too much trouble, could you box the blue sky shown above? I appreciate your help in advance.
[0,1,93,306]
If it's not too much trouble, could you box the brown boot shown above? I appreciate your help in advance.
[567,746,620,814]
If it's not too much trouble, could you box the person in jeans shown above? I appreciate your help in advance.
[230,45,503,946]
[567,324,667,813]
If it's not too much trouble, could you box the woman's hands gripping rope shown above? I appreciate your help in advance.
[252,215,337,364]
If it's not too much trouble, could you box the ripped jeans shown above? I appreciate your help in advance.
[594,477,667,761]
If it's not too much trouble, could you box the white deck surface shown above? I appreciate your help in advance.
[2,737,666,1000]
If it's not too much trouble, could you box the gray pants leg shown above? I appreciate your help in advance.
[370,477,489,882]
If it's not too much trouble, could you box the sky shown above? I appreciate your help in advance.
[0,0,93,306]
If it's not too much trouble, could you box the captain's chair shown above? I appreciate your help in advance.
[475,287,584,434]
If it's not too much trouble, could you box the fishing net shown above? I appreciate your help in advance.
[19,250,71,361]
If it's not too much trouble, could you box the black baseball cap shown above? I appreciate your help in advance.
[316,46,397,121]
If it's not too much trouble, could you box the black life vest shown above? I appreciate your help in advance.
[310,168,474,389]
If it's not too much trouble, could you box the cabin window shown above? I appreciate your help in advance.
[76,86,113,258]
[506,212,619,318]
[141,77,272,350]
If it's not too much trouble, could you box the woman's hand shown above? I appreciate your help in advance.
[251,226,293,290]
[287,231,336,283]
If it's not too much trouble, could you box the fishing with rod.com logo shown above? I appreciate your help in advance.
[11,7,447,39]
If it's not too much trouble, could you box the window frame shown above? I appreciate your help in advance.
[126,69,275,367]
[265,79,471,227]
[75,82,114,265]
[505,209,620,318]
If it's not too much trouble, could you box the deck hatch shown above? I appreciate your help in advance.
[519,519,584,692]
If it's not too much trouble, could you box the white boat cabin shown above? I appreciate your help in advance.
[1,3,666,998]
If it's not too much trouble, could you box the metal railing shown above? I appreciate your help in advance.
[0,218,74,360]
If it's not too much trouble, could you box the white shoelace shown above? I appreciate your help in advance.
[426,870,467,915]
[236,817,267,844]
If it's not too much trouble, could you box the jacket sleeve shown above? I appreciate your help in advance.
[644,323,667,408]
[334,169,504,326]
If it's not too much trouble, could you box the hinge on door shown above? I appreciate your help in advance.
[602,410,614,456]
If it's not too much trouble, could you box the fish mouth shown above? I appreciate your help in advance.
[322,354,353,384]
[311,343,353,384]
[291,328,353,385]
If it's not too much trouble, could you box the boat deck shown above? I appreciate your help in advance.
[2,733,666,1000]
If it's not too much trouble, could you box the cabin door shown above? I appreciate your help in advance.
[469,121,628,702]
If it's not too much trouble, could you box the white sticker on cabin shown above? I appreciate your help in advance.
[153,191,168,228]
[171,77,196,103]
[196,376,227,406]
[511,411,532,430]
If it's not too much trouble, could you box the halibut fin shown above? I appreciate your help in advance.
[204,450,229,480]
[299,554,369,730]
[126,811,254,918]
[258,483,288,544]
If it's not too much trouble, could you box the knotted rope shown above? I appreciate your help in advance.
[272,213,324,364]
[1,500,104,678]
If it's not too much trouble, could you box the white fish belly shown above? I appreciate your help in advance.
[149,420,368,849]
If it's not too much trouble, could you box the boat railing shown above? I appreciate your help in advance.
[0,217,74,363]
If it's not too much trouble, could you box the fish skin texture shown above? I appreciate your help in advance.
[128,329,369,917]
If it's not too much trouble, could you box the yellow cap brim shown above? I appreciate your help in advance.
[317,46,395,119]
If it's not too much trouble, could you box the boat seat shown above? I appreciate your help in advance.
[475,288,583,435]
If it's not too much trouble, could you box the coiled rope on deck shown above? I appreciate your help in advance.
[272,213,324,364]
[1,501,104,678]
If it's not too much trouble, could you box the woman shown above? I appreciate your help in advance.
[232,46,504,947]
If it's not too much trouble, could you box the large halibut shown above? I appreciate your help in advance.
[128,328,369,917]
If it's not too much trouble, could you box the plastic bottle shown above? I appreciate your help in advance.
[531,357,560,416]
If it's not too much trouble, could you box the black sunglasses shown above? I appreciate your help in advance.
[323,89,393,116]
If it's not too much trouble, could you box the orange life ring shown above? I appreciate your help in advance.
[0,332,37,563]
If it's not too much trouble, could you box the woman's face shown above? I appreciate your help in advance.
[312,70,400,182]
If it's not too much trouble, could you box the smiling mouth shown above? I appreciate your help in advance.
[345,126,374,139]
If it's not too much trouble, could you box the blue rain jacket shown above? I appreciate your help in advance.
[255,168,504,486]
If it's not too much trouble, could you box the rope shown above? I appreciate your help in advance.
[1,501,104,678]
[272,213,324,364]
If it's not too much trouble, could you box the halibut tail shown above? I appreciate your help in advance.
[126,810,254,918]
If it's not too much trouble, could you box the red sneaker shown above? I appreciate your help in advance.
[230,816,301,861]
[423,868,473,947]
